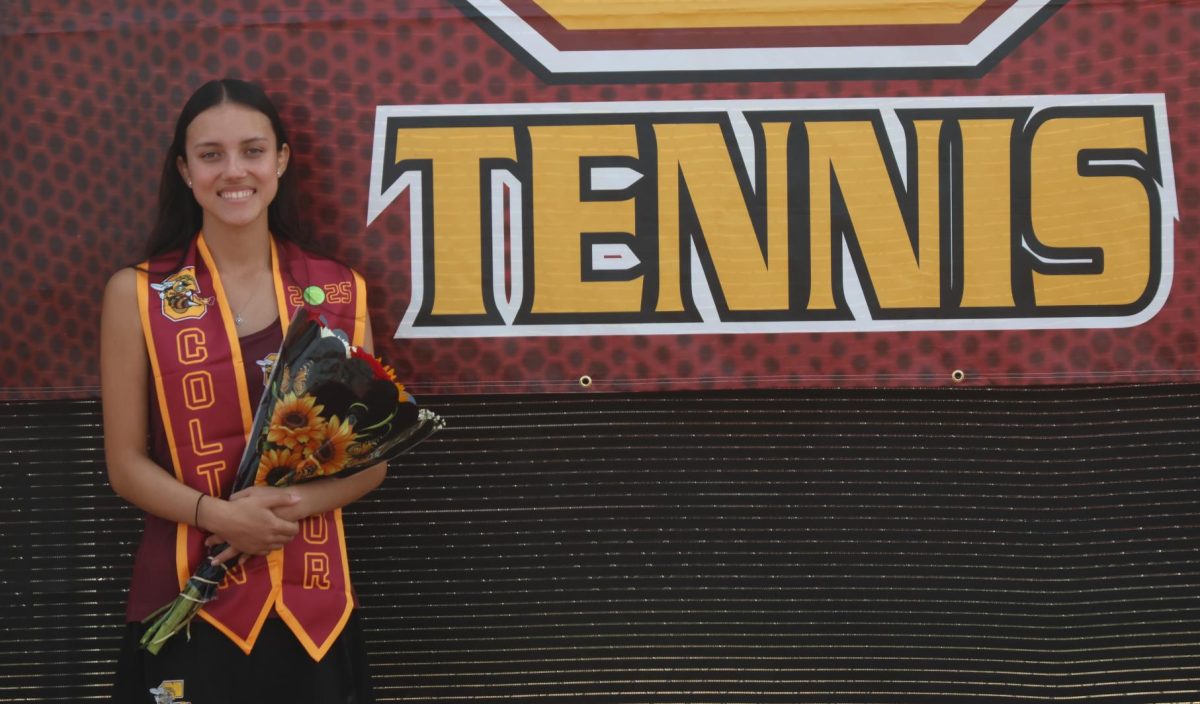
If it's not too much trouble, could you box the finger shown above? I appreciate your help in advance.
[269,529,297,546]
[211,545,241,565]
[261,490,302,508]
[229,486,263,501]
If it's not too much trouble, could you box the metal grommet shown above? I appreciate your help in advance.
[951,369,966,383]
[579,375,593,388]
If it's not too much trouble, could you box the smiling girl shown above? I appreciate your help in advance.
[101,79,380,704]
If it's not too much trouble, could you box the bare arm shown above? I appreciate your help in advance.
[101,268,300,555]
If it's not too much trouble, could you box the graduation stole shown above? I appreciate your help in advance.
[137,233,367,660]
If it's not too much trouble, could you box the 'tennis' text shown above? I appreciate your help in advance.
[371,98,1174,336]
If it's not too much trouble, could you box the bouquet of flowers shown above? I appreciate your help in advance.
[140,308,444,653]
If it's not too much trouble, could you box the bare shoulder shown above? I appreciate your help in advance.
[101,267,142,333]
[106,267,138,292]
[104,267,140,303]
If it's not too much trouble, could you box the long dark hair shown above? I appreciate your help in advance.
[144,78,309,261]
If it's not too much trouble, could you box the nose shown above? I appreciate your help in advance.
[225,154,249,177]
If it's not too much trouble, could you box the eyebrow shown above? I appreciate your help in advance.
[191,136,271,149]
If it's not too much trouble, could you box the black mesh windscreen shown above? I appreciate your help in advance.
[2,386,1198,702]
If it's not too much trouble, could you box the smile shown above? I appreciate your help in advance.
[219,189,256,201]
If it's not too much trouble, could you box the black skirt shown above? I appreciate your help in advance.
[111,613,375,704]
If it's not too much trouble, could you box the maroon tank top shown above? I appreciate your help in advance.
[126,321,282,621]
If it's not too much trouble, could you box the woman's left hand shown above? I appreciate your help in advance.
[203,485,304,564]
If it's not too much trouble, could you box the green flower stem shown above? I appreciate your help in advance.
[139,552,229,655]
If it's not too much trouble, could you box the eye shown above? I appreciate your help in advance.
[245,146,266,157]
[199,151,220,161]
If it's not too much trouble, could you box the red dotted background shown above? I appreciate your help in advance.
[2,0,1199,398]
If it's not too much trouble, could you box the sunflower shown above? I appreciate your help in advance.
[312,415,356,476]
[267,393,327,453]
[381,363,411,403]
[256,447,303,486]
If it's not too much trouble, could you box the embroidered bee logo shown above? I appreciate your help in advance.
[152,267,214,322]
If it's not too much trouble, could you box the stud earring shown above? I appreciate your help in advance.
[276,170,283,178]
[186,180,192,188]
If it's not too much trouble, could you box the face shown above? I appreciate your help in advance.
[176,102,290,235]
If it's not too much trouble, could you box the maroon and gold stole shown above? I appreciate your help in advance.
[137,232,367,660]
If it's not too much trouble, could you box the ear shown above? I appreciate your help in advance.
[277,143,291,177]
[176,156,191,187]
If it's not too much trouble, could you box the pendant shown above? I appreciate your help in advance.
[235,313,244,327]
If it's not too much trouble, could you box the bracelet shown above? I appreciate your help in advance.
[194,493,206,530]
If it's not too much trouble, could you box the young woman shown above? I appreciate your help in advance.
[102,79,380,703]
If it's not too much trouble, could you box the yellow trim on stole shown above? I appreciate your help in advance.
[263,236,293,648]
[273,512,355,661]
[193,233,278,654]
[275,270,364,661]
[135,267,194,591]
[195,234,255,439]
[352,269,367,348]
[269,238,291,334]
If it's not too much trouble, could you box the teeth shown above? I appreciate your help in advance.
[220,189,254,200]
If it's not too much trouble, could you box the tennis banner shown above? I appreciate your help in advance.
[1,0,1194,395]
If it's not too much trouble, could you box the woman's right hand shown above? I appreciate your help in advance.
[202,487,302,562]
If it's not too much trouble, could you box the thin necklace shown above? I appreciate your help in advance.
[232,275,266,328]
